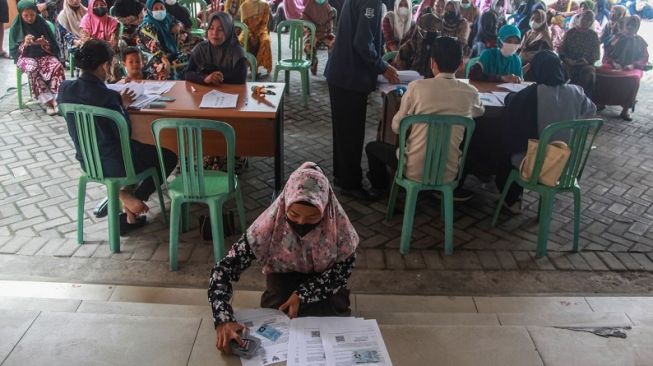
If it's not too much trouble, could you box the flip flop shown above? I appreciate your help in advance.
[0,52,11,59]
[119,212,147,236]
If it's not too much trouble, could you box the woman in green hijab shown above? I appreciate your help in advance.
[9,0,65,115]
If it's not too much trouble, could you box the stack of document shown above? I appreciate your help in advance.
[377,70,422,85]
[199,90,239,109]
[479,92,504,107]
[106,81,175,109]
[234,309,392,366]
[497,82,530,93]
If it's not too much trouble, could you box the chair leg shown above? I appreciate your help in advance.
[273,67,280,82]
[285,70,290,94]
[572,187,582,252]
[399,187,419,255]
[492,171,516,227]
[16,69,24,110]
[441,187,455,256]
[181,202,190,233]
[385,181,400,221]
[77,177,88,244]
[107,182,121,253]
[152,172,167,225]
[301,69,309,106]
[169,198,182,271]
[209,200,226,263]
[235,186,247,233]
[535,192,554,258]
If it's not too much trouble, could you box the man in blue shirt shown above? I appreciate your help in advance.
[325,0,400,200]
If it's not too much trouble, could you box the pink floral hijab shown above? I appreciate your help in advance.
[80,0,119,41]
[247,162,359,275]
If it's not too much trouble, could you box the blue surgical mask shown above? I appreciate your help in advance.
[152,9,167,21]
[461,2,471,8]
[315,0,326,4]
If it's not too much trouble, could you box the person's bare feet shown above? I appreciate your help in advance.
[119,190,149,224]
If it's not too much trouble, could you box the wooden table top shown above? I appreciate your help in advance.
[129,81,286,119]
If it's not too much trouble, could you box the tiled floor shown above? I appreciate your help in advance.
[1,281,653,365]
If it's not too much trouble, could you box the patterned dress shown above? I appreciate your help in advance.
[16,40,65,105]
[240,0,273,73]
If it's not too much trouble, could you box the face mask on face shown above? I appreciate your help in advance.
[286,216,320,238]
[530,20,543,29]
[500,42,519,57]
[165,0,177,4]
[461,2,471,8]
[397,7,410,16]
[315,0,326,4]
[152,9,167,20]
[93,6,108,16]
[444,10,457,22]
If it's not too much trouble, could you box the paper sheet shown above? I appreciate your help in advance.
[377,70,422,84]
[199,90,239,109]
[497,82,529,93]
[321,319,392,366]
[378,83,407,95]
[142,81,175,95]
[491,91,510,103]
[479,92,504,107]
[235,309,290,366]
[288,317,365,366]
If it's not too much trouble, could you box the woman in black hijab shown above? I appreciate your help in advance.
[472,10,498,56]
[185,12,248,84]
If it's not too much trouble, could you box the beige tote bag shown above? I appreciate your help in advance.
[519,140,571,187]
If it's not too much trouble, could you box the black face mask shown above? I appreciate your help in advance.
[93,6,108,16]
[444,11,458,23]
[286,216,320,238]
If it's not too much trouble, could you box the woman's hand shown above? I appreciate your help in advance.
[120,87,137,107]
[215,322,247,354]
[279,292,301,319]
[501,74,521,83]
[203,71,224,85]
[382,65,401,84]
[24,34,35,45]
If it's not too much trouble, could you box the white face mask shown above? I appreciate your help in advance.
[165,0,176,4]
[529,20,543,29]
[500,43,519,57]
[397,7,409,16]
[461,2,471,8]
[152,9,167,21]
[494,5,503,13]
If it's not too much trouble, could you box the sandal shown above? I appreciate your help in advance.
[0,51,11,59]
[119,213,147,236]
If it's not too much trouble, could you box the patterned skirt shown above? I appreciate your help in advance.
[16,55,65,104]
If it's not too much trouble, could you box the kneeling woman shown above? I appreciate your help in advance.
[9,0,65,115]
[209,162,358,353]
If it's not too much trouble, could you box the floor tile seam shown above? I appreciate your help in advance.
[0,310,42,366]
[186,317,204,366]
[524,326,547,366]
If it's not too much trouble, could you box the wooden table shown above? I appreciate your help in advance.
[129,81,286,193]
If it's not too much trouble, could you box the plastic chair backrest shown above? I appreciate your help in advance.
[465,56,480,78]
[151,119,236,198]
[59,103,136,180]
[234,20,249,51]
[109,5,115,16]
[382,51,397,63]
[179,0,208,28]
[527,119,603,189]
[276,20,315,62]
[396,114,476,186]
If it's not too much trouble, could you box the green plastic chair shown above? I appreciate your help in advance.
[59,103,168,253]
[179,0,208,37]
[465,56,480,78]
[382,50,397,63]
[151,118,247,270]
[16,20,57,109]
[492,119,603,258]
[386,114,476,255]
[234,21,258,81]
[273,20,316,106]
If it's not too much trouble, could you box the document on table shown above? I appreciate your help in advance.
[491,91,510,103]
[287,317,365,366]
[234,309,290,366]
[321,319,392,366]
[498,82,529,92]
[106,82,158,109]
[377,70,422,84]
[479,92,504,107]
[378,83,407,95]
[142,81,175,95]
[199,90,239,108]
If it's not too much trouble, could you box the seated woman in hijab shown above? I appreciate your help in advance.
[111,0,144,46]
[594,16,648,121]
[209,162,358,353]
[496,50,596,213]
[471,9,498,56]
[442,1,470,54]
[163,0,204,54]
[461,0,480,49]
[600,4,626,47]
[559,10,600,96]
[469,24,523,83]
[570,0,601,33]
[9,0,65,115]
[138,0,187,79]
[519,9,552,66]
[58,0,87,52]
[302,0,336,75]
[239,0,273,77]
[394,12,442,78]
[382,0,413,53]
[185,12,247,85]
[414,0,445,21]
[80,0,122,81]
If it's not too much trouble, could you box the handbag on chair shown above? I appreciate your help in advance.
[519,140,571,187]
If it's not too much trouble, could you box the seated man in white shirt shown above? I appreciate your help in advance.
[365,36,485,199]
